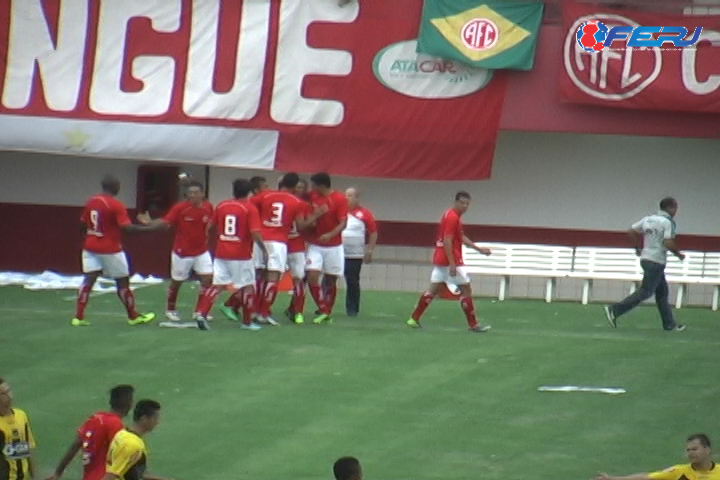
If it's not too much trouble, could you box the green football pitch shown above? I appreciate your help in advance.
[1,284,718,480]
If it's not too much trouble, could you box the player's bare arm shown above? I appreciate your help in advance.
[595,473,652,480]
[365,231,378,263]
[663,238,685,260]
[252,231,269,264]
[319,217,347,244]
[136,212,171,230]
[627,228,642,256]
[46,437,82,480]
[462,234,491,256]
[296,206,326,231]
[122,223,167,233]
[443,235,457,275]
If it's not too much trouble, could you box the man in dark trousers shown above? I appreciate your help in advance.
[341,188,378,317]
[604,197,686,332]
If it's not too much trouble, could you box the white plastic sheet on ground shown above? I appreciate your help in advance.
[537,386,626,395]
[0,271,163,292]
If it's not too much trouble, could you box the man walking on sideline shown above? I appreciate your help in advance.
[406,191,491,332]
[341,188,378,317]
[604,197,686,332]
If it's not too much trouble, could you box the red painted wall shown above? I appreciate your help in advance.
[2,203,717,277]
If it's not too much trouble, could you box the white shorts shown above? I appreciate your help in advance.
[213,259,255,289]
[171,252,213,281]
[253,242,265,270]
[430,266,471,286]
[264,241,288,272]
[82,250,129,278]
[287,252,306,279]
[306,244,344,276]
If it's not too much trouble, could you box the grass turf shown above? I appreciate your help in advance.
[1,284,718,480]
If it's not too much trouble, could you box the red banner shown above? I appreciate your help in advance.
[560,2,720,113]
[0,0,507,180]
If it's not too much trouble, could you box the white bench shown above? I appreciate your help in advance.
[568,247,707,308]
[701,252,720,311]
[463,243,574,302]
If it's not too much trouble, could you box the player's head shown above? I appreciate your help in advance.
[133,399,161,433]
[310,172,331,194]
[345,187,359,208]
[186,180,205,206]
[249,176,268,194]
[233,179,252,200]
[279,172,300,191]
[295,179,309,199]
[686,434,712,465]
[0,378,12,411]
[454,191,471,215]
[109,384,135,417]
[333,457,362,480]
[101,175,121,196]
[660,196,678,217]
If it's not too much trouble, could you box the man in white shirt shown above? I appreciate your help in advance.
[604,197,686,331]
[341,188,378,317]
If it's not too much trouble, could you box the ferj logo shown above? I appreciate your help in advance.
[575,20,703,51]
[372,39,492,99]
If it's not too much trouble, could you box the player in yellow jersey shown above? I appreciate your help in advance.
[596,434,720,480]
[0,378,36,480]
[102,400,171,480]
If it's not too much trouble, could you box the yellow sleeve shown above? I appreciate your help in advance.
[648,465,684,480]
[106,439,142,477]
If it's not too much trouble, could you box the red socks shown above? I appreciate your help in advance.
[309,283,327,314]
[242,290,256,325]
[167,284,180,311]
[460,296,478,329]
[259,281,278,317]
[117,287,139,319]
[411,292,435,322]
[291,279,305,314]
[194,285,208,316]
[197,286,221,317]
[75,284,92,320]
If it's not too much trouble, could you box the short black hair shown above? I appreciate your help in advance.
[455,191,471,201]
[249,176,267,193]
[660,197,677,211]
[187,180,204,191]
[133,399,161,422]
[688,434,711,448]
[333,457,361,480]
[279,172,300,189]
[109,385,134,410]
[101,175,119,190]
[310,172,331,188]
[233,179,252,199]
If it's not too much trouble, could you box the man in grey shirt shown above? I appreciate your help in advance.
[604,197,686,332]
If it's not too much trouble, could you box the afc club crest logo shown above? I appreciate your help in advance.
[576,20,610,51]
[461,18,499,51]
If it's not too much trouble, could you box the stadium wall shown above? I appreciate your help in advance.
[1,132,719,297]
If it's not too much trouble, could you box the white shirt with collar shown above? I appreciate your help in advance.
[631,210,676,265]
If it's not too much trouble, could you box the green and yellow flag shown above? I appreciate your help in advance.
[416,1,544,71]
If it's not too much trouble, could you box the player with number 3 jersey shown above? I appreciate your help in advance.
[250,173,322,325]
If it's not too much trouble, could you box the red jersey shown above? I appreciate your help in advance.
[432,208,464,266]
[253,190,303,243]
[213,199,261,260]
[163,200,213,257]
[76,411,124,480]
[288,202,312,253]
[80,195,131,254]
[308,190,348,247]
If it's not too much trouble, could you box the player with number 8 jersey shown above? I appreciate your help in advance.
[194,179,267,331]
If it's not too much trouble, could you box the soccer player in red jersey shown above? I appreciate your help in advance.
[406,191,492,332]
[252,173,322,325]
[46,385,134,480]
[285,179,314,324]
[306,172,348,325]
[73,175,163,327]
[137,180,213,322]
[195,179,268,331]
[220,176,269,321]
